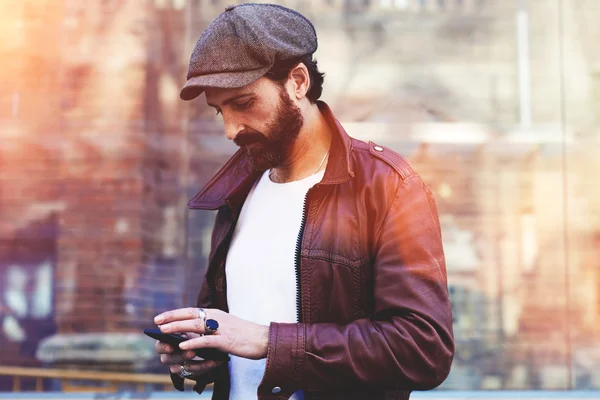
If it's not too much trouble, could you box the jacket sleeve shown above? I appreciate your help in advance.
[258,173,455,395]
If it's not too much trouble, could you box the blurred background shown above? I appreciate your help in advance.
[1,0,599,396]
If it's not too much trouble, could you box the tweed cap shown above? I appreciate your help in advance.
[180,3,318,101]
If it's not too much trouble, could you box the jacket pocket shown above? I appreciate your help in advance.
[302,252,369,323]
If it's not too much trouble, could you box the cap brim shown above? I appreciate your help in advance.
[180,66,272,101]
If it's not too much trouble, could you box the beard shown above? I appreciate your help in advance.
[233,88,304,171]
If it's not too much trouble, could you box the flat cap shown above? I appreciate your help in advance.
[180,3,318,101]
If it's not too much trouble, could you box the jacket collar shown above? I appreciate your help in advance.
[188,101,355,210]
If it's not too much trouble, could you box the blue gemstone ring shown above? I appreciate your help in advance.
[205,319,219,335]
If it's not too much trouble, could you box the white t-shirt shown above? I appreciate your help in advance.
[225,168,325,400]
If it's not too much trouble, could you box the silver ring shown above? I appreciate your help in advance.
[197,308,206,325]
[179,364,195,378]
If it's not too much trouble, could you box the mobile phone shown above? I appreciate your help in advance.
[144,328,230,362]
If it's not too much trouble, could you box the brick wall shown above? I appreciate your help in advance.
[1,0,599,388]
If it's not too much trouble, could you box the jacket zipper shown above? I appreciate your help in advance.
[294,195,308,323]
[295,186,318,323]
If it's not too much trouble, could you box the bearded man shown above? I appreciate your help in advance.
[153,3,454,400]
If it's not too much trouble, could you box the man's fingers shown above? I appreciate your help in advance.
[155,307,202,324]
[155,341,196,359]
[155,341,173,354]
[168,360,223,376]
[161,353,185,365]
[179,334,223,351]
[160,351,197,365]
[159,319,206,335]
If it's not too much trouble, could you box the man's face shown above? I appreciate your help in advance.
[205,78,304,171]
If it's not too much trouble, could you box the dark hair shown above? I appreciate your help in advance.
[264,54,325,103]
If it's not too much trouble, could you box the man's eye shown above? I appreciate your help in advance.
[233,100,253,110]
[215,109,222,115]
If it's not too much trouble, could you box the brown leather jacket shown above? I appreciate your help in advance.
[171,102,454,399]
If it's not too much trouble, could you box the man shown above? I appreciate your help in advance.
[153,3,454,400]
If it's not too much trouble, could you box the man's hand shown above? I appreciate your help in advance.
[155,338,223,377]
[154,308,269,360]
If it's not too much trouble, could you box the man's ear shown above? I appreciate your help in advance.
[288,62,310,100]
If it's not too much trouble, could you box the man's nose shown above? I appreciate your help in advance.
[224,116,244,141]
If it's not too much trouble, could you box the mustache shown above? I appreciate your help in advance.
[234,130,268,147]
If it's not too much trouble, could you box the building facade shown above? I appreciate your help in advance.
[0,0,599,391]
